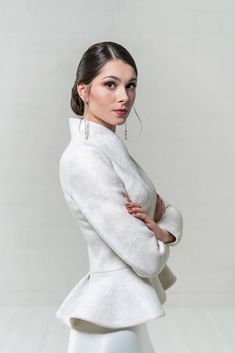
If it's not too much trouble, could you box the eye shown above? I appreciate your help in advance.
[104,81,116,89]
[104,81,137,90]
[127,83,137,90]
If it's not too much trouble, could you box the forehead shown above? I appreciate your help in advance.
[96,60,136,80]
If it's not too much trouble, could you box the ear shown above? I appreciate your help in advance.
[77,84,88,103]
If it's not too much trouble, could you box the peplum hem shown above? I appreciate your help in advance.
[55,266,175,329]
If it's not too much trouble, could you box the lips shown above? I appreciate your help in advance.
[113,109,127,112]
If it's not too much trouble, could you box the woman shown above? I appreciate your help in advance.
[56,41,183,353]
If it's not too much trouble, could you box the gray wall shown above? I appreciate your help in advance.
[0,0,234,307]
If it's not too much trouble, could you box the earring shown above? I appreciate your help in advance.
[124,120,127,140]
[84,99,89,139]
[84,118,89,139]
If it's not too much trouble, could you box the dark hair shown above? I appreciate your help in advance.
[70,41,138,116]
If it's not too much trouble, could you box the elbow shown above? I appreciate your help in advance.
[132,243,170,278]
[173,209,183,244]
[157,207,184,246]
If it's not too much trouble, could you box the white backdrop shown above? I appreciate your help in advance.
[0,0,234,308]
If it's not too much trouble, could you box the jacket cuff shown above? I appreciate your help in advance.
[156,198,183,246]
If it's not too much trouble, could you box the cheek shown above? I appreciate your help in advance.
[94,96,114,114]
[92,87,113,104]
[129,91,136,102]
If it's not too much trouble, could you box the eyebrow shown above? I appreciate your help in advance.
[102,75,137,82]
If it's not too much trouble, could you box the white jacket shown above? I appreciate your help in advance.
[55,117,183,329]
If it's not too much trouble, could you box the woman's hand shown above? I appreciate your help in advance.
[124,194,171,243]
[154,193,166,222]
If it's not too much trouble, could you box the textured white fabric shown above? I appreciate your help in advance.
[55,117,183,329]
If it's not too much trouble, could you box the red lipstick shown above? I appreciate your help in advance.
[113,109,127,116]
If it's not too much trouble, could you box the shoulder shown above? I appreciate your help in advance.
[60,143,112,176]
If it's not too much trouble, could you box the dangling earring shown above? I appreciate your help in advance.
[84,98,89,139]
[84,118,89,139]
[124,120,127,140]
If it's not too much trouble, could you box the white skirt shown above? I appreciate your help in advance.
[67,319,156,353]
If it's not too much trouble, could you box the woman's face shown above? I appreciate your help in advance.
[77,59,137,132]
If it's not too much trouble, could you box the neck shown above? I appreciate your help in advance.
[82,114,116,134]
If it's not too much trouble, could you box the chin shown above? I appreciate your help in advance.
[115,117,127,125]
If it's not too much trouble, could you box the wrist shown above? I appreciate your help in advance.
[160,228,171,243]
[153,223,176,244]
[153,223,169,243]
[164,230,176,244]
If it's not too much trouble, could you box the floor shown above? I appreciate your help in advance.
[0,306,234,353]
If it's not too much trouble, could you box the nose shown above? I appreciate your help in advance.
[117,87,129,103]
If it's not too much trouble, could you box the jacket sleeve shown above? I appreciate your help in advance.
[60,146,170,278]
[156,196,183,246]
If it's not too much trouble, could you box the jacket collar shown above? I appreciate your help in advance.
[68,116,128,162]
[68,117,152,191]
